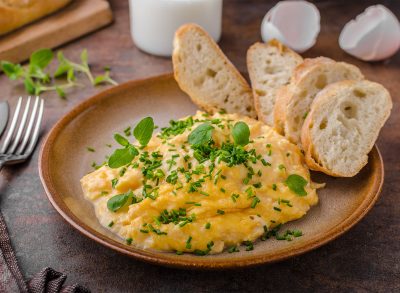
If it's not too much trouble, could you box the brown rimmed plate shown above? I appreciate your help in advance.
[39,73,384,269]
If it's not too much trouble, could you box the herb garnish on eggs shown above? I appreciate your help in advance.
[80,111,319,254]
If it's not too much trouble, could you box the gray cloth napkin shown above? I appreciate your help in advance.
[0,211,90,293]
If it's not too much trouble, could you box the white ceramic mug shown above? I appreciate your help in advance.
[129,0,223,57]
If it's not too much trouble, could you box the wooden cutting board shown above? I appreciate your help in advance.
[0,0,113,64]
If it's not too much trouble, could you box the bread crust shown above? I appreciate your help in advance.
[173,23,256,118]
[273,58,334,136]
[0,0,73,36]
[273,86,290,135]
[274,57,364,146]
[301,80,392,177]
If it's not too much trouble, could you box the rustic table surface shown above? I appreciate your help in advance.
[0,0,399,292]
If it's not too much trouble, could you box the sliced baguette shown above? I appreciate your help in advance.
[301,80,392,177]
[0,0,73,36]
[247,40,303,126]
[274,57,364,145]
[172,24,256,118]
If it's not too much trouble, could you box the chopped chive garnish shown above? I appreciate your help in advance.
[176,251,183,255]
[275,229,303,241]
[220,188,226,193]
[243,241,254,251]
[273,207,282,212]
[245,186,254,198]
[111,178,118,189]
[108,221,114,227]
[251,197,260,208]
[205,222,211,229]
[278,164,286,170]
[228,246,239,253]
[124,126,131,136]
[186,236,192,249]
[253,182,262,188]
[119,167,127,177]
[126,238,133,245]
[87,147,95,152]
[200,191,209,196]
[231,193,240,202]
[217,209,225,215]
[214,169,222,185]
[140,229,149,233]
[272,183,277,191]
[185,201,201,206]
[293,230,303,237]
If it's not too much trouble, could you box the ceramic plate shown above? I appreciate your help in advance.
[39,74,383,269]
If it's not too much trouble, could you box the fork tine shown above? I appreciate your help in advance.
[16,97,39,155]
[8,96,31,154]
[24,98,44,156]
[1,97,23,153]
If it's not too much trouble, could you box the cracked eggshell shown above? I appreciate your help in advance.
[339,5,400,61]
[261,1,320,53]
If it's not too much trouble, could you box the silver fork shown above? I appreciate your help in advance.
[0,96,44,170]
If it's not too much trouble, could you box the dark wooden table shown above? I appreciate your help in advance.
[0,0,399,292]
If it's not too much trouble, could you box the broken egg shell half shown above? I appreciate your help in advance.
[261,1,320,53]
[339,5,400,61]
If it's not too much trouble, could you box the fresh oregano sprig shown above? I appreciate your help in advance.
[107,117,155,168]
[0,48,117,98]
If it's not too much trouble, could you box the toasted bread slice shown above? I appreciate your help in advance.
[274,57,364,145]
[301,80,392,177]
[247,40,303,126]
[172,24,256,118]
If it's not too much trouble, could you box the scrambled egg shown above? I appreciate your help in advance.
[81,111,318,254]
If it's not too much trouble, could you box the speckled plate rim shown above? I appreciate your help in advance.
[39,73,384,270]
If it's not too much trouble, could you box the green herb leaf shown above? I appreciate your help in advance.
[23,77,36,94]
[133,117,154,146]
[29,64,50,82]
[188,123,214,146]
[284,174,308,196]
[114,133,129,147]
[54,52,71,77]
[30,49,53,69]
[93,70,118,86]
[80,49,88,66]
[0,61,23,80]
[67,68,76,82]
[232,121,250,146]
[53,63,70,78]
[107,190,133,212]
[108,146,138,168]
[55,86,66,98]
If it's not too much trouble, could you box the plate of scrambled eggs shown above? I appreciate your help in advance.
[39,74,383,268]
